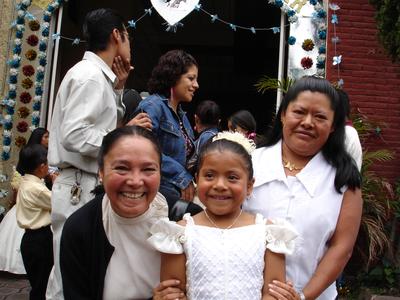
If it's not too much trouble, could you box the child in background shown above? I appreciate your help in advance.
[16,144,53,300]
[148,131,298,300]
[187,100,220,175]
[228,110,257,138]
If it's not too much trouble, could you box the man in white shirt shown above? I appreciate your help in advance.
[46,8,150,299]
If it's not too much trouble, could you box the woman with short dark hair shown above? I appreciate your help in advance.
[136,49,202,220]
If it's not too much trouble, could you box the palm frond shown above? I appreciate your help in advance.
[254,76,295,94]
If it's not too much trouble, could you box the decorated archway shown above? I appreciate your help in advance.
[0,0,328,206]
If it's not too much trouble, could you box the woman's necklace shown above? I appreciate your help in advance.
[204,209,242,230]
[282,158,303,171]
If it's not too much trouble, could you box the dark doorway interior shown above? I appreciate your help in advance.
[56,0,282,133]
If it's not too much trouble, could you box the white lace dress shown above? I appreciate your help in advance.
[148,213,297,300]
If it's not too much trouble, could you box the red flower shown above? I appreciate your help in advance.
[22,65,35,77]
[301,57,313,69]
[26,34,39,47]
[17,121,29,133]
[20,92,32,104]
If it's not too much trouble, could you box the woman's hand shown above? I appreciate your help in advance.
[113,56,133,90]
[126,112,152,130]
[181,181,195,202]
[153,279,186,300]
[268,280,301,300]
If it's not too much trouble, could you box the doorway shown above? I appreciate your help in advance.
[54,0,283,133]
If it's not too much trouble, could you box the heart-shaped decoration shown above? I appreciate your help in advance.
[151,0,199,25]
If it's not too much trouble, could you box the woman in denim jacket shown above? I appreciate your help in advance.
[136,49,202,220]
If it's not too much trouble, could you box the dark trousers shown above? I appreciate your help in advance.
[21,225,53,300]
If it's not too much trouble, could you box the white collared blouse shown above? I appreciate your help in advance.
[243,140,345,300]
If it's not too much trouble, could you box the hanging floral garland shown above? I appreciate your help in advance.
[269,0,327,76]
[1,0,32,161]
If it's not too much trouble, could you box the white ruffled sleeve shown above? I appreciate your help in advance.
[265,218,298,255]
[147,218,186,254]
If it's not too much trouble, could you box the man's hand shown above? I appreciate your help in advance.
[126,112,152,130]
[113,56,133,89]
[181,181,195,202]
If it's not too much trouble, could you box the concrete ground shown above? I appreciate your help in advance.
[1,270,399,299]
[0,272,29,300]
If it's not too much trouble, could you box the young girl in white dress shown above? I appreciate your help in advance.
[148,131,298,300]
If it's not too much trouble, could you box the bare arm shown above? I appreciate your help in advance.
[302,188,362,299]
[262,250,285,300]
[160,252,187,293]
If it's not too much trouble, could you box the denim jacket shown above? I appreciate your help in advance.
[136,94,194,191]
[194,127,218,155]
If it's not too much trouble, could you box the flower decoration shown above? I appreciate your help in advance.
[29,20,40,31]
[316,54,326,69]
[3,136,11,146]
[22,78,33,89]
[212,131,256,155]
[20,92,32,103]
[333,55,342,66]
[318,29,327,40]
[26,34,39,46]
[288,36,296,45]
[22,65,35,77]
[0,174,8,183]
[15,136,27,148]
[302,39,315,51]
[18,107,30,118]
[25,49,37,61]
[301,57,313,69]
[17,121,29,133]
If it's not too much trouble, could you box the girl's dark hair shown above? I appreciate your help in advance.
[83,8,126,52]
[195,100,220,127]
[229,110,257,133]
[17,144,47,175]
[147,49,198,97]
[27,127,48,146]
[197,138,253,180]
[98,126,162,170]
[261,76,361,192]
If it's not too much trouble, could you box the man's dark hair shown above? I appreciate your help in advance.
[83,8,126,52]
[17,144,48,175]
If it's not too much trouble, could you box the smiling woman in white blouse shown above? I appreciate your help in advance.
[60,126,185,300]
[243,76,362,300]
